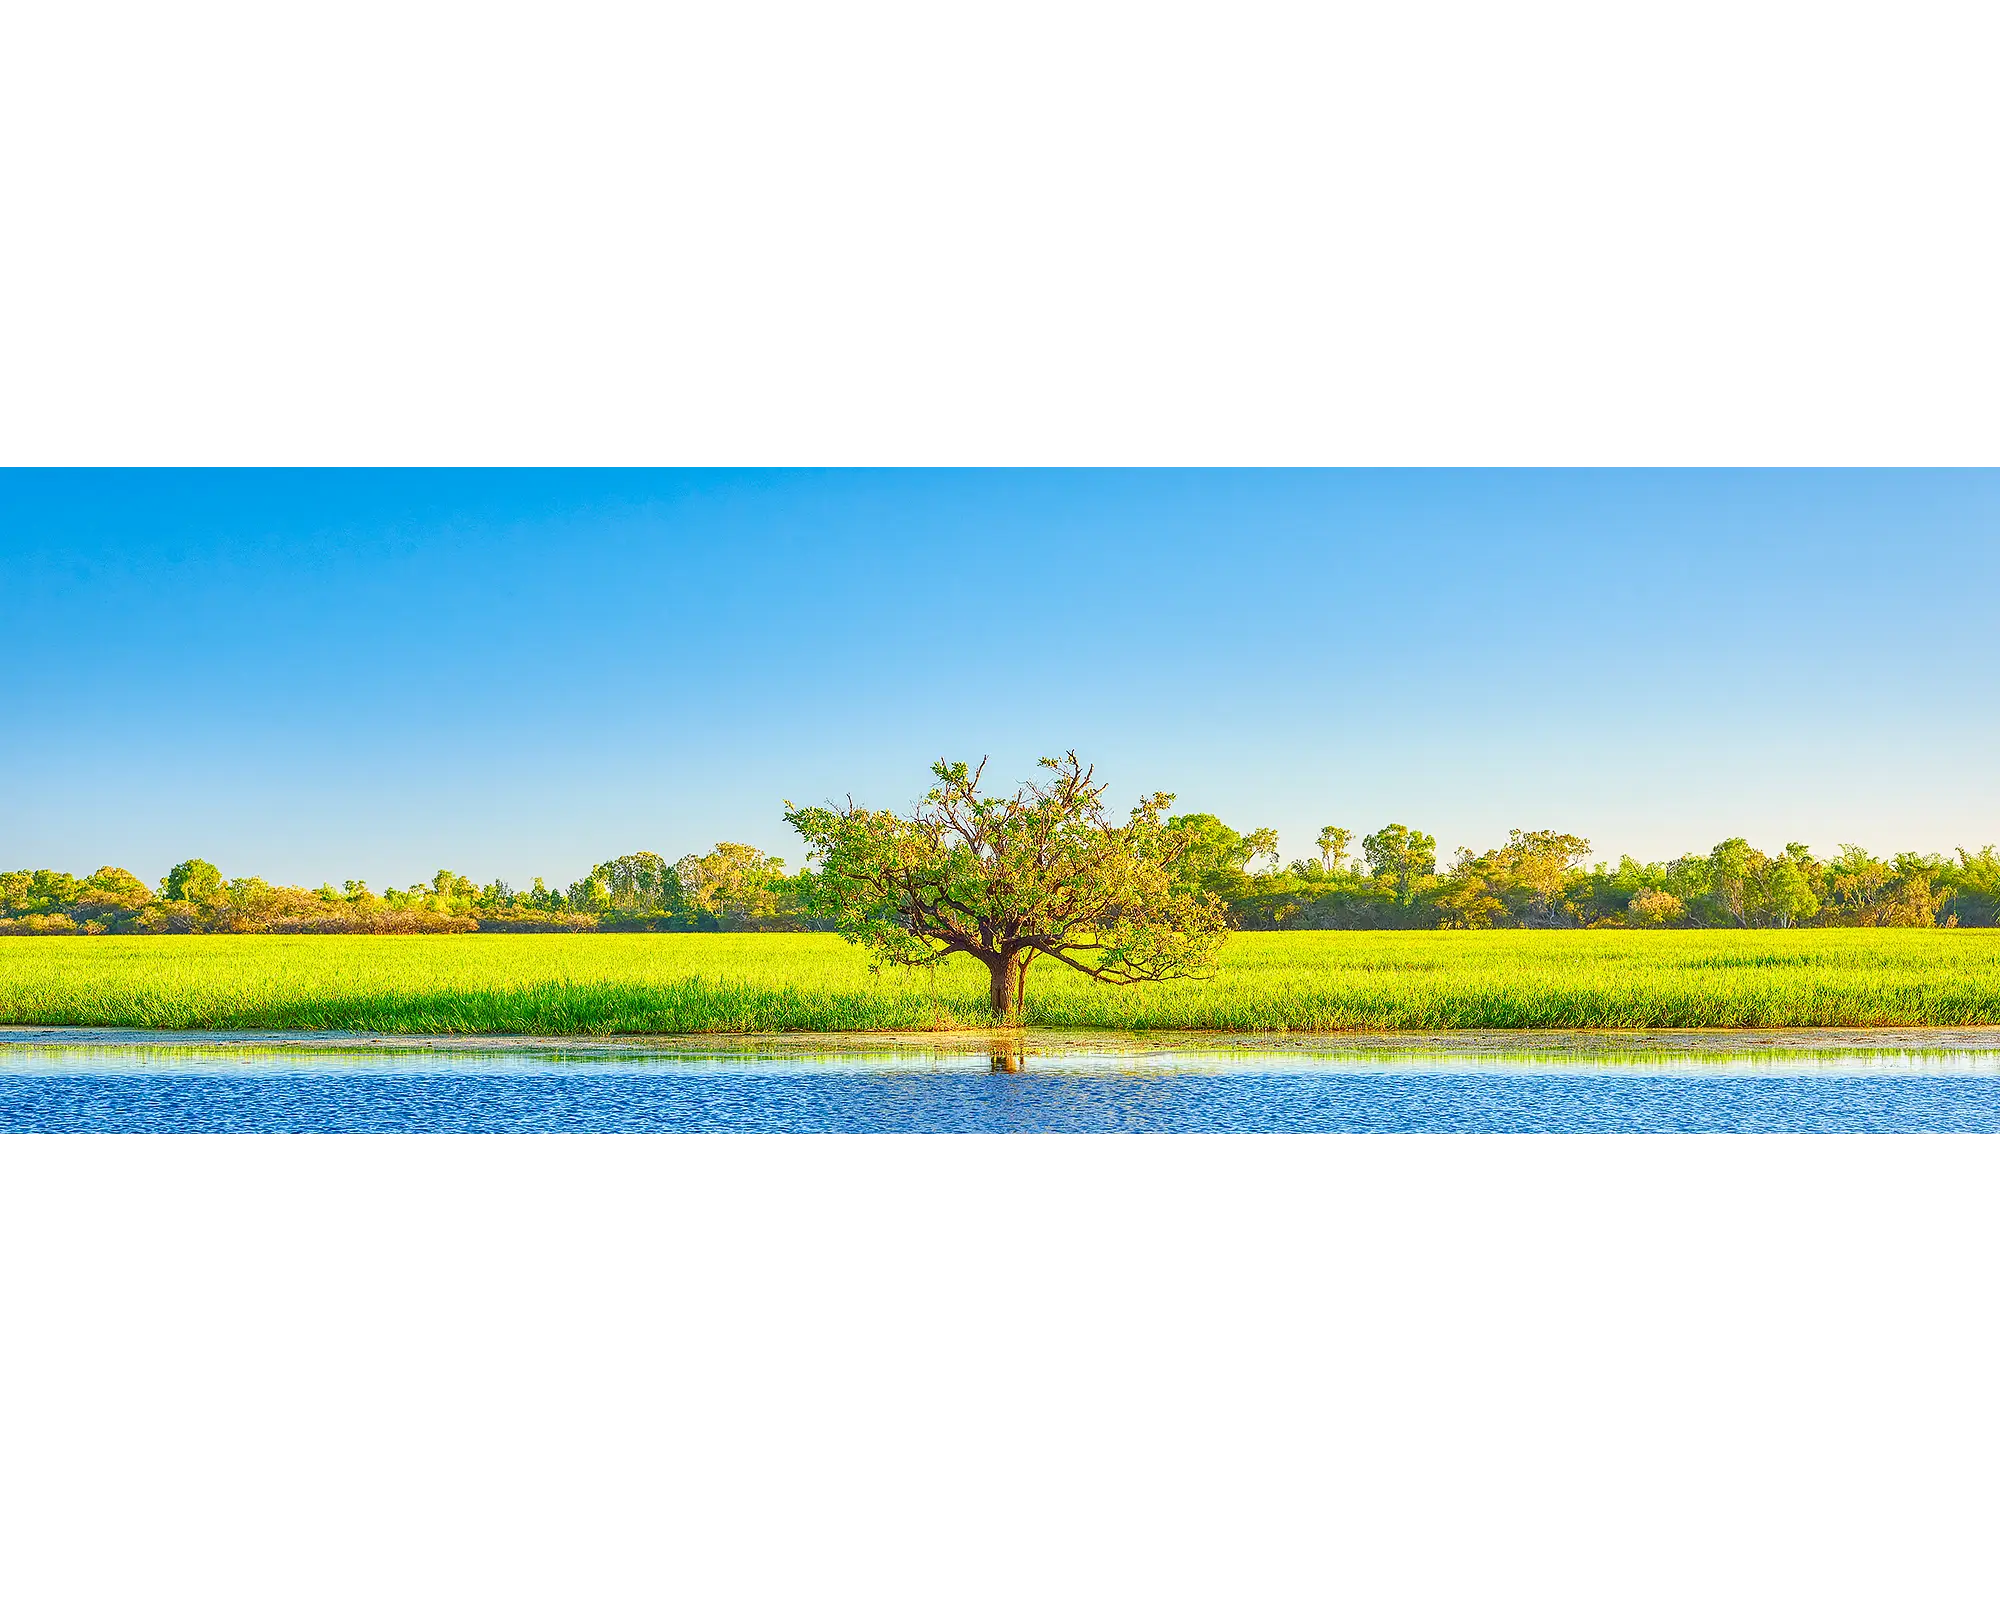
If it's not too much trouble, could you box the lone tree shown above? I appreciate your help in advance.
[785,753,1229,1025]
[1316,825,1353,874]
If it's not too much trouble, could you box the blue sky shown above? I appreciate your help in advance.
[4,470,1996,890]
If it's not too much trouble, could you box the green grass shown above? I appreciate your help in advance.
[3,930,2000,1033]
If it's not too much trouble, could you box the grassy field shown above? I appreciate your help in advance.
[2,930,1999,1033]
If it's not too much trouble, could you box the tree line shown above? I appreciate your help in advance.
[5,818,1997,936]
[1202,823,2000,930]
[0,844,792,935]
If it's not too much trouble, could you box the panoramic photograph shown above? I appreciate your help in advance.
[6,8,1994,1586]
[5,468,1996,1132]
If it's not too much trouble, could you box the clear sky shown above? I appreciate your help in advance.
[5,470,1995,891]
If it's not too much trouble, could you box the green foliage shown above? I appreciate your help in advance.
[1315,825,1354,873]
[1363,824,1437,903]
[1162,813,1258,896]
[1241,828,1281,874]
[1220,830,1997,933]
[0,845,807,936]
[1624,888,1686,929]
[588,852,682,916]
[0,866,156,934]
[1435,830,1592,928]
[1,870,82,919]
[162,859,224,904]
[1950,847,2000,926]
[5,807,1998,941]
[787,754,1228,1021]
[78,866,153,913]
[673,843,798,929]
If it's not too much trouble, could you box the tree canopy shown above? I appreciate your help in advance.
[784,754,1229,1023]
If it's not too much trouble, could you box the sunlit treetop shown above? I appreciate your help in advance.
[785,752,1229,1025]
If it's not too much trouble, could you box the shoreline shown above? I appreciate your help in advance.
[8,1023,2000,1057]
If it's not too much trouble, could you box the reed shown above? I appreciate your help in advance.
[4,930,2000,1034]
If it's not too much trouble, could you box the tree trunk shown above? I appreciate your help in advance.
[987,950,1026,1025]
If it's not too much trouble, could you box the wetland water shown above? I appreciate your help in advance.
[5,1027,2000,1132]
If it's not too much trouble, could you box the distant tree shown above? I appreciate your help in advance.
[1161,814,1256,895]
[1,870,82,917]
[1429,831,1591,928]
[1703,838,1759,927]
[1494,829,1592,925]
[1363,824,1437,903]
[1880,853,1949,927]
[1947,847,2000,926]
[786,753,1228,1026]
[572,851,687,919]
[79,867,151,906]
[1662,853,1713,913]
[1241,828,1281,875]
[1626,888,1686,928]
[1764,856,1819,928]
[675,843,790,928]
[1435,848,1505,929]
[162,859,224,904]
[1673,839,1831,928]
[1574,855,1666,925]
[600,852,670,907]
[70,867,153,926]
[1316,826,1353,873]
[1825,844,1888,922]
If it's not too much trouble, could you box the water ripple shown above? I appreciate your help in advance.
[4,1054,2000,1134]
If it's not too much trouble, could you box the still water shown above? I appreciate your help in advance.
[5,1029,2000,1132]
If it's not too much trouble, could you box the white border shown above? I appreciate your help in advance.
[3,2,1994,464]
[4,1135,1996,1597]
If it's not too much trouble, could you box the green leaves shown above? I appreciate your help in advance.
[785,753,1228,1015]
[162,859,224,904]
[1362,824,1437,903]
